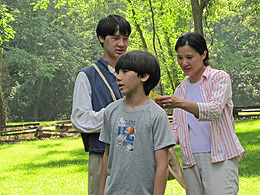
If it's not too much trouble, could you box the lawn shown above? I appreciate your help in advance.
[0,119,259,195]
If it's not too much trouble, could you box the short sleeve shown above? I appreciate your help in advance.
[152,111,176,151]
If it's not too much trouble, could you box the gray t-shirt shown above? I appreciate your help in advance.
[99,98,175,195]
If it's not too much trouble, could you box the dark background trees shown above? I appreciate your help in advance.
[0,4,15,126]
[0,0,259,123]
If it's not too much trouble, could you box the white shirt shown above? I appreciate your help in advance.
[186,79,211,153]
[70,65,117,133]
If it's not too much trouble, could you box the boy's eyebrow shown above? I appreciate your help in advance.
[112,34,129,37]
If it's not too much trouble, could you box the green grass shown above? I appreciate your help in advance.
[0,138,88,195]
[166,118,260,195]
[1,119,260,195]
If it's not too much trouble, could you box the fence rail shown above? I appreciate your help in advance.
[0,121,80,144]
[233,105,260,118]
[1,105,259,144]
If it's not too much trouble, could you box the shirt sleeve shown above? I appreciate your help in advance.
[99,108,111,144]
[198,71,232,121]
[171,110,179,145]
[153,111,176,151]
[70,72,105,133]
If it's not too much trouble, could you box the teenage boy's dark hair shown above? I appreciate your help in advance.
[115,50,160,96]
[96,14,131,47]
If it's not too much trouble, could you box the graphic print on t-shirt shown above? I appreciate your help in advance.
[116,117,136,152]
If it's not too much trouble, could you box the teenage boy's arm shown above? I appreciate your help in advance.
[99,144,110,195]
[71,72,105,133]
[153,147,169,195]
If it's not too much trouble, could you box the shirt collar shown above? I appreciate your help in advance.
[202,65,212,80]
[107,65,117,76]
[97,57,117,76]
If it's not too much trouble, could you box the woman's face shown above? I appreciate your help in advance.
[177,45,207,83]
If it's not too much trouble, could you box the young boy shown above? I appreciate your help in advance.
[99,50,176,195]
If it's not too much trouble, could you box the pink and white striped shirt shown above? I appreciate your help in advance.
[172,66,245,168]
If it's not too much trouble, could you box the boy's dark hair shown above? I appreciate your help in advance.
[115,50,160,95]
[175,32,209,66]
[96,14,131,47]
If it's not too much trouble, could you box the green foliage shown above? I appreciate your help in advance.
[3,0,122,121]
[242,0,260,27]
[207,1,260,106]
[1,0,259,122]
[0,4,15,46]
[126,0,192,94]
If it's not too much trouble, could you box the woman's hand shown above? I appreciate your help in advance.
[155,95,180,109]
[155,95,199,118]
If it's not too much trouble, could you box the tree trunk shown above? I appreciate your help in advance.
[33,77,44,121]
[0,92,5,127]
[190,0,210,36]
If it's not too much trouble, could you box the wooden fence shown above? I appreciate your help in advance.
[1,106,259,144]
[233,105,260,118]
[167,106,260,119]
[0,121,80,144]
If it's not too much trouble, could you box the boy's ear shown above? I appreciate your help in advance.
[98,36,105,43]
[140,74,150,82]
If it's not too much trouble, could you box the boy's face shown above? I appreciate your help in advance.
[99,30,129,66]
[117,69,149,96]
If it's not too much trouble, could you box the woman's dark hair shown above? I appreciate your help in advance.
[175,32,209,66]
[115,50,160,95]
[96,14,131,47]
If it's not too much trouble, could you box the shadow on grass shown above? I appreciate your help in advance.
[1,138,89,176]
[36,142,64,148]
[236,130,260,177]
[3,128,258,179]
[7,147,89,175]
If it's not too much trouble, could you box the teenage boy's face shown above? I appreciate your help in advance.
[99,30,129,64]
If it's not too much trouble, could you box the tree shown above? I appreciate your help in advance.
[3,0,127,122]
[2,0,259,122]
[208,0,260,106]
[191,0,210,35]
[243,0,260,27]
[125,0,191,95]
[0,4,15,126]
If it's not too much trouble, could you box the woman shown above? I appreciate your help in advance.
[155,32,244,195]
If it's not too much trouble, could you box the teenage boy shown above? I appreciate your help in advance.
[99,50,176,195]
[70,14,131,195]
